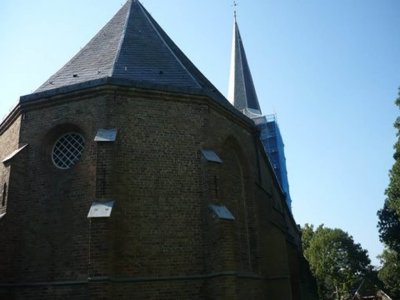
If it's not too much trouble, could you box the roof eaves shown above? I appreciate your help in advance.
[21,77,208,103]
[19,76,255,128]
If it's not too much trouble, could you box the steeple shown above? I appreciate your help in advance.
[227,15,293,210]
[227,17,262,116]
[34,0,220,97]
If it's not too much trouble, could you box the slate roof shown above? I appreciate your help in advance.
[31,0,222,100]
[227,18,262,114]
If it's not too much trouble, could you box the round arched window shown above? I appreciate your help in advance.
[52,132,85,169]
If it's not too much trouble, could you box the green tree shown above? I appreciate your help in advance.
[385,88,400,216]
[301,223,315,251]
[378,248,400,299]
[302,225,372,300]
[377,88,400,299]
[377,201,400,253]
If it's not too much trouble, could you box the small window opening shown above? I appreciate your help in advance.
[214,176,219,198]
[2,183,7,207]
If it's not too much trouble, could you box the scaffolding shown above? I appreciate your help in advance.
[257,114,292,210]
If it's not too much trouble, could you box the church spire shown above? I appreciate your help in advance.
[227,16,262,116]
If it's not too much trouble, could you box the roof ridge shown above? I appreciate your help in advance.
[110,0,133,76]
[134,2,201,88]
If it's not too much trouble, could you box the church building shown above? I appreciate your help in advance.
[0,1,317,299]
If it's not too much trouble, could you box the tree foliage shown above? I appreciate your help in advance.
[302,224,372,300]
[378,248,400,299]
[301,223,315,251]
[377,201,400,253]
[385,88,400,216]
[376,88,400,299]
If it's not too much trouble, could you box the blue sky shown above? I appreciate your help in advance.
[1,0,399,266]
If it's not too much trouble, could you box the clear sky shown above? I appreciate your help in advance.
[1,0,399,266]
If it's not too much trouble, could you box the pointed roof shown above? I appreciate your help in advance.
[227,18,262,115]
[32,0,220,98]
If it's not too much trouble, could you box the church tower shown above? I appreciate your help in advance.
[0,1,317,299]
[228,15,292,210]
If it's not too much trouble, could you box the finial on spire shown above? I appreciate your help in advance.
[233,1,238,19]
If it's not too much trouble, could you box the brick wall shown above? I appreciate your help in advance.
[0,115,22,291]
[0,85,315,299]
